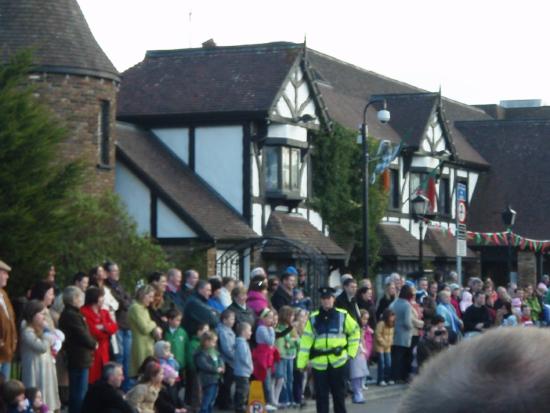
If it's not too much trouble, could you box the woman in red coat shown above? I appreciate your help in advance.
[81,286,118,383]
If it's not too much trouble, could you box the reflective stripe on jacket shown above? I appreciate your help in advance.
[297,307,360,370]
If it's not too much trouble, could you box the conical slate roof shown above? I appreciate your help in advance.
[0,0,119,80]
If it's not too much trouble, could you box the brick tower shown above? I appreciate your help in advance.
[0,0,120,194]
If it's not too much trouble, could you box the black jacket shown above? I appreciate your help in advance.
[228,302,256,330]
[271,286,292,311]
[463,305,492,333]
[82,380,136,413]
[183,292,220,335]
[155,384,184,413]
[105,279,133,330]
[58,304,97,369]
[335,292,361,324]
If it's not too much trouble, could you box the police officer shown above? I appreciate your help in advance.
[297,286,360,413]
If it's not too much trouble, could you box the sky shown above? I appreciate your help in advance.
[77,0,550,106]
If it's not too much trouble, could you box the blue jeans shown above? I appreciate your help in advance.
[264,370,273,405]
[0,362,11,379]
[68,368,89,413]
[115,329,132,391]
[278,358,294,405]
[377,352,391,383]
[200,384,218,413]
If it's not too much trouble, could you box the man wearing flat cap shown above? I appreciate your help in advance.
[0,260,16,378]
[297,286,360,413]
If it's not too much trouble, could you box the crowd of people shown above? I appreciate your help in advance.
[1,256,547,413]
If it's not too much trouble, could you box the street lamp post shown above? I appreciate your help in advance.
[361,99,391,278]
[412,194,430,278]
[502,205,517,283]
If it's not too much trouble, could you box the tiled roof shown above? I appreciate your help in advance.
[0,0,118,79]
[263,212,347,260]
[456,119,550,239]
[377,223,436,259]
[115,123,258,241]
[118,42,303,118]
[424,228,476,259]
[307,49,490,167]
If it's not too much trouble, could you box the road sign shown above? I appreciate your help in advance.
[456,183,467,257]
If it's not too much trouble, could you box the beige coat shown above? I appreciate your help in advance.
[410,303,425,337]
[126,383,160,413]
[374,321,394,353]
[0,289,16,363]
[20,326,60,410]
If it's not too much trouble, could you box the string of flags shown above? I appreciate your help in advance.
[428,222,550,253]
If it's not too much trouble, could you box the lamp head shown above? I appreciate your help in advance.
[377,108,391,124]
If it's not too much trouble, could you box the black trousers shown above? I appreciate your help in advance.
[312,363,348,413]
[217,364,234,409]
[233,376,249,413]
[391,345,410,382]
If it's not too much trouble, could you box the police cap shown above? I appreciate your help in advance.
[319,286,336,298]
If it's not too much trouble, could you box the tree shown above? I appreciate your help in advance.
[0,51,83,291]
[310,123,388,276]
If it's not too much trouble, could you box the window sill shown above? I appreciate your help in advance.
[96,163,113,171]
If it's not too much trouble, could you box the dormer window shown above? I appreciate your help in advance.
[264,145,301,195]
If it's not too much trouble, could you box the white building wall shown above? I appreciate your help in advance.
[195,126,243,213]
[156,199,197,238]
[252,154,260,197]
[252,203,263,235]
[115,163,151,234]
[152,128,189,163]
[267,124,308,142]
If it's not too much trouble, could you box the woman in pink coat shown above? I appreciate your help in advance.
[247,279,269,316]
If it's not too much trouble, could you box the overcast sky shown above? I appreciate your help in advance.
[77,0,550,106]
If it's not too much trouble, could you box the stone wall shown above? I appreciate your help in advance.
[517,251,536,287]
[31,72,118,195]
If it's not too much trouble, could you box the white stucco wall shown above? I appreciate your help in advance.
[252,203,263,235]
[115,163,151,234]
[156,198,197,238]
[252,154,260,197]
[195,126,243,213]
[152,128,189,164]
[267,124,308,142]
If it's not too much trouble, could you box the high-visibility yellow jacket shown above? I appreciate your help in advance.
[297,307,360,370]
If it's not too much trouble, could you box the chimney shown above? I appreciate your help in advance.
[202,39,217,48]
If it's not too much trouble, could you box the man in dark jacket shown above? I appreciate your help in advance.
[181,269,199,302]
[271,269,296,311]
[104,261,133,391]
[58,286,98,413]
[82,362,135,413]
[335,277,361,324]
[183,280,220,335]
[463,291,492,335]
[228,286,256,329]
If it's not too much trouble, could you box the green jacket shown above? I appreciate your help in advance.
[275,323,299,359]
[128,302,157,377]
[164,326,189,370]
[186,335,201,371]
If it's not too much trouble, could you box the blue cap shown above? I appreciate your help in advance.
[286,266,298,275]
[405,280,415,288]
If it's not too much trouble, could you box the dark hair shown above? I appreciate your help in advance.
[89,266,104,285]
[103,261,117,273]
[139,359,162,384]
[343,277,357,287]
[84,286,104,306]
[250,274,266,284]
[220,309,235,322]
[3,379,25,404]
[148,271,165,284]
[72,271,88,285]
[473,291,485,300]
[196,279,210,292]
[23,300,45,325]
[137,356,159,377]
[398,328,550,413]
[209,277,222,292]
[222,277,235,287]
[382,308,395,326]
[184,269,198,282]
[268,277,280,291]
[280,272,295,282]
[399,284,414,300]
[431,314,445,325]
[29,281,54,302]
[357,286,370,296]
[166,308,182,320]
[24,387,39,406]
[503,301,513,314]
[249,279,267,292]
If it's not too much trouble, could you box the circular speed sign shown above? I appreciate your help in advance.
[457,201,467,224]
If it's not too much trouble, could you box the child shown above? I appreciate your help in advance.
[154,340,180,371]
[233,322,253,413]
[252,308,278,412]
[185,323,210,411]
[194,332,224,413]
[3,379,32,413]
[361,310,375,386]
[24,388,49,413]
[274,306,298,408]
[375,308,395,386]
[291,289,311,311]
[521,304,534,326]
[164,308,189,375]
[349,310,370,403]
[155,364,186,413]
[292,309,309,408]
[215,309,236,410]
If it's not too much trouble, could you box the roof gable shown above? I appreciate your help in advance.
[118,42,303,119]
